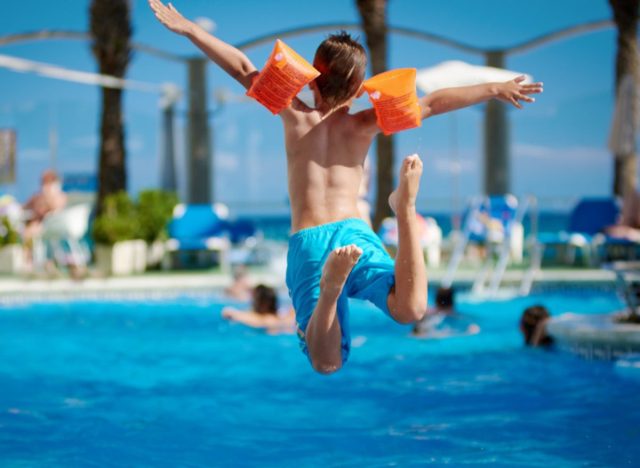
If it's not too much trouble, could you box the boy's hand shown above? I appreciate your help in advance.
[496,76,543,109]
[148,0,194,36]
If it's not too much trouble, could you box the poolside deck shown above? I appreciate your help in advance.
[0,265,617,302]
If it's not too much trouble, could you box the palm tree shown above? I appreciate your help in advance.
[90,0,132,213]
[609,0,639,197]
[356,0,393,230]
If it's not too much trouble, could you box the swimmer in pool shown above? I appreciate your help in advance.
[520,304,554,347]
[149,0,543,373]
[412,286,480,338]
[222,284,295,334]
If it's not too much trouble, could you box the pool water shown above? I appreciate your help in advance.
[1,289,639,467]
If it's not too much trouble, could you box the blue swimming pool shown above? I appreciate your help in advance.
[0,289,638,467]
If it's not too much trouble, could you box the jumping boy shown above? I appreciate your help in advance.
[149,0,543,374]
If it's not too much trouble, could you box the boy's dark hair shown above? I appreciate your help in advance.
[520,304,553,346]
[252,284,278,315]
[435,287,455,309]
[313,31,367,109]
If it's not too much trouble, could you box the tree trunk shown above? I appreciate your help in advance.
[90,0,132,214]
[356,0,393,230]
[97,88,126,209]
[610,0,640,197]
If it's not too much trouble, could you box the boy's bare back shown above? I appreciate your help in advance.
[280,102,378,232]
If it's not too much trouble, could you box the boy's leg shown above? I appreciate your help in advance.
[305,245,362,375]
[387,154,428,323]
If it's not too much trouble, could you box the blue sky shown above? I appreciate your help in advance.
[0,0,628,213]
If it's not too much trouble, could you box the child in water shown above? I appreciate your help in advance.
[520,305,554,347]
[412,287,480,338]
[149,0,542,374]
[222,284,295,334]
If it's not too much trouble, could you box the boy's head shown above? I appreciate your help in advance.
[313,31,367,109]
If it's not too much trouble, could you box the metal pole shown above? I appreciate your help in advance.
[450,113,461,230]
[187,57,212,203]
[160,85,180,192]
[483,50,509,195]
[48,102,57,170]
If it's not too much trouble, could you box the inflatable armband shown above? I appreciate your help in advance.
[247,39,320,115]
[362,68,422,135]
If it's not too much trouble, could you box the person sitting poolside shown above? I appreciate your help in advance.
[22,169,67,271]
[23,169,67,236]
[222,284,295,334]
[520,304,554,347]
[412,286,480,338]
[605,189,640,243]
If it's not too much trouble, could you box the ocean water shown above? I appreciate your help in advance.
[245,211,570,241]
[0,289,638,467]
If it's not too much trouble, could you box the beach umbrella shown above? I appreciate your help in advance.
[416,60,532,94]
[608,73,639,156]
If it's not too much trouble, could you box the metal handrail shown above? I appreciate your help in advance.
[487,195,535,295]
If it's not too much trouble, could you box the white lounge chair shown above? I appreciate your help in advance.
[38,203,92,271]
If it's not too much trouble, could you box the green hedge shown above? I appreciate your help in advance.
[92,190,178,245]
[0,216,19,248]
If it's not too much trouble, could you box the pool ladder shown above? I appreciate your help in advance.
[442,195,539,297]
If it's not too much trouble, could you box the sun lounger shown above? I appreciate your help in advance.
[166,203,231,270]
[39,203,92,271]
[444,194,530,295]
[537,198,620,266]
[378,214,442,267]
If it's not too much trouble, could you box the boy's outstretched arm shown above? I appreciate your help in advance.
[148,0,258,89]
[420,76,543,119]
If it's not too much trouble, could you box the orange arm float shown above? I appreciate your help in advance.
[362,68,422,135]
[247,39,320,115]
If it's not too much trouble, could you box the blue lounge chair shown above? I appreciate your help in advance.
[226,218,258,245]
[537,198,620,265]
[224,218,268,265]
[166,203,230,270]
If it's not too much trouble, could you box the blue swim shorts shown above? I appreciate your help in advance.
[285,218,396,364]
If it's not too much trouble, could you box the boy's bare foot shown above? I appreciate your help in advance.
[389,154,423,214]
[320,245,362,295]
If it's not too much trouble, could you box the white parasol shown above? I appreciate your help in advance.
[416,60,533,95]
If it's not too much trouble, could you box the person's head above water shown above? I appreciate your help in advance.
[435,287,455,310]
[252,284,278,316]
[312,31,367,109]
[520,304,553,346]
